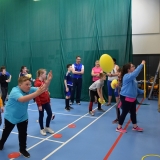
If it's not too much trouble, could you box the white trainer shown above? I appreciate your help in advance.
[89,111,94,116]
[40,129,46,136]
[45,127,54,134]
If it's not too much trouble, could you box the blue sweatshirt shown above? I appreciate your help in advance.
[120,64,144,98]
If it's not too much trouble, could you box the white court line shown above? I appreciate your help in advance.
[42,103,116,160]
[20,107,99,154]
[28,102,36,106]
[11,104,115,160]
[0,129,63,144]
[28,109,98,118]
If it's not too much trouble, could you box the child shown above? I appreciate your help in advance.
[116,61,145,133]
[0,66,12,105]
[19,66,35,82]
[34,69,54,136]
[0,94,4,126]
[64,64,73,111]
[0,72,52,158]
[88,73,106,116]
[112,68,122,124]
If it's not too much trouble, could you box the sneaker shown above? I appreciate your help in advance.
[97,108,105,112]
[89,111,94,116]
[69,106,74,109]
[65,107,70,111]
[51,114,55,120]
[112,119,119,124]
[132,126,143,132]
[40,129,47,136]
[116,127,127,133]
[20,150,30,158]
[45,127,54,134]
[69,102,73,105]
[76,103,81,105]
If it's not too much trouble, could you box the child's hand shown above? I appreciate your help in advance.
[47,71,53,81]
[66,88,69,92]
[107,73,111,77]
[39,106,42,111]
[36,84,46,95]
[114,84,118,88]
[1,107,4,113]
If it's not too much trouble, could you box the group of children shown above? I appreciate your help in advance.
[0,68,53,158]
[88,60,145,134]
[89,60,145,135]
[0,59,145,158]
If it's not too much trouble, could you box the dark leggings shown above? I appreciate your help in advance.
[0,119,28,151]
[89,90,101,109]
[119,95,137,125]
[1,87,8,105]
[39,103,52,130]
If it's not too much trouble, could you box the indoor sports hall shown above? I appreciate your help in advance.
[0,0,160,160]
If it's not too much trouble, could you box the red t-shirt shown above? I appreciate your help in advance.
[34,79,50,107]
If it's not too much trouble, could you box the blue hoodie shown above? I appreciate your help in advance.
[120,64,144,98]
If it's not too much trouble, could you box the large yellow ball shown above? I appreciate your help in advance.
[99,54,114,73]
[111,79,118,89]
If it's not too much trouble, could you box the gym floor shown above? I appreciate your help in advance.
[0,97,160,160]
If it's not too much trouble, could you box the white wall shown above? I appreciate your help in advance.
[132,0,160,54]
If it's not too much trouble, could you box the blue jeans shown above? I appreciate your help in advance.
[39,102,52,130]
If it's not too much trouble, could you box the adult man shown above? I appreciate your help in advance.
[70,56,84,105]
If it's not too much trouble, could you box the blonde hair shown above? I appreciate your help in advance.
[99,73,106,78]
[95,60,99,63]
[36,69,46,78]
[18,76,31,84]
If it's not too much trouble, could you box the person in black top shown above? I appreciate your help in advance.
[0,66,12,105]
[64,64,73,111]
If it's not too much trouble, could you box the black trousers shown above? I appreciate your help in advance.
[119,95,137,125]
[0,119,28,151]
[71,78,82,103]
[1,87,8,105]
[89,90,101,109]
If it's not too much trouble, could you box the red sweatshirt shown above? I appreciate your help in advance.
[34,79,50,107]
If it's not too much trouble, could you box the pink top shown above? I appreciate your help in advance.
[92,67,102,81]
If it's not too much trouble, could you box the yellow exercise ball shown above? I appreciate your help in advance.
[99,54,114,73]
[111,79,118,89]
[26,74,32,79]
[98,98,105,104]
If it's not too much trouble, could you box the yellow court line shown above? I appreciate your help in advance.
[141,154,160,160]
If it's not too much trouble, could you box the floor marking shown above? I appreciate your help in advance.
[28,109,98,118]
[25,107,100,152]
[28,102,36,106]
[42,103,117,160]
[11,103,116,160]
[103,98,144,160]
[141,154,160,160]
[0,129,63,144]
